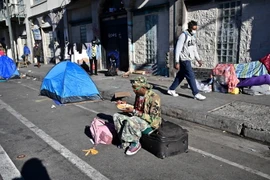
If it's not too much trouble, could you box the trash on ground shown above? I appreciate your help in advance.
[82,148,99,156]
[248,148,256,152]
[51,105,56,109]
[33,78,37,81]
[133,70,146,75]
[28,70,32,72]
[122,71,130,78]
[89,139,94,144]
[16,154,26,160]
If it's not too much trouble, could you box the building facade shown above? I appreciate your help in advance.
[0,0,26,61]
[184,0,270,69]
[25,0,70,64]
[4,0,177,75]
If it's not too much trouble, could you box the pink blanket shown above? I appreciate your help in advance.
[212,64,239,93]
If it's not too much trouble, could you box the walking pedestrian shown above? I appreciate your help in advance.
[23,44,30,63]
[167,20,206,100]
[33,43,42,68]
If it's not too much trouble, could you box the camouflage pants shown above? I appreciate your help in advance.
[113,113,150,148]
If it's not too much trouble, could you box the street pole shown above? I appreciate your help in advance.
[4,0,16,61]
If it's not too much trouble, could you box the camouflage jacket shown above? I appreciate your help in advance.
[134,90,161,129]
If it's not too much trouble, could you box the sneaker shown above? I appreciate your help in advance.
[194,93,206,101]
[126,143,141,156]
[167,90,179,97]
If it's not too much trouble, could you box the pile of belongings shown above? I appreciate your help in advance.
[211,54,270,95]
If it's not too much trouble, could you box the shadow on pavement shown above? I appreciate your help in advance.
[13,158,51,180]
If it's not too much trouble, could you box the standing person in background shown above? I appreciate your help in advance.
[167,20,206,101]
[23,44,30,63]
[33,43,42,68]
[90,39,98,75]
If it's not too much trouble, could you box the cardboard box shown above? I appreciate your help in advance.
[114,92,131,98]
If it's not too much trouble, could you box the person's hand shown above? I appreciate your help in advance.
[116,100,126,105]
[197,60,203,67]
[175,63,180,70]
[123,107,134,113]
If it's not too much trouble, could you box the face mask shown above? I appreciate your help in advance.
[192,30,197,35]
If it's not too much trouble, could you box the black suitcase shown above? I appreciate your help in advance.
[140,120,188,159]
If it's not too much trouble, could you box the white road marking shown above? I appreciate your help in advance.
[75,104,100,114]
[189,146,270,180]
[20,83,38,91]
[0,99,109,180]
[35,98,50,103]
[0,145,21,180]
[93,77,116,81]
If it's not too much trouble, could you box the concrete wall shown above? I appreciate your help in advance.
[133,15,146,64]
[239,0,270,62]
[133,5,169,74]
[186,0,270,68]
[187,3,218,69]
[27,0,68,18]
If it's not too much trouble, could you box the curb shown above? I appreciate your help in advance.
[21,71,270,144]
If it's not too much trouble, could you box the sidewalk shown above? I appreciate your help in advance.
[18,64,270,144]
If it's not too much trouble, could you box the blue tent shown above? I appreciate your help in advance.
[0,55,20,80]
[40,61,101,104]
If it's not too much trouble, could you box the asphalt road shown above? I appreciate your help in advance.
[0,78,269,180]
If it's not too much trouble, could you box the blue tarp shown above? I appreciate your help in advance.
[0,55,18,79]
[40,61,101,104]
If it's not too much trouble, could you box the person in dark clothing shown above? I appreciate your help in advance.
[81,61,90,74]
[33,43,42,68]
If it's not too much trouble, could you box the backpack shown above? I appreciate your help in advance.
[181,31,196,52]
[90,118,114,145]
[105,67,117,76]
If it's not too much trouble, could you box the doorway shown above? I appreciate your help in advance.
[101,18,128,72]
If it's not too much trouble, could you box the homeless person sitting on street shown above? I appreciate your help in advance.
[113,76,162,156]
